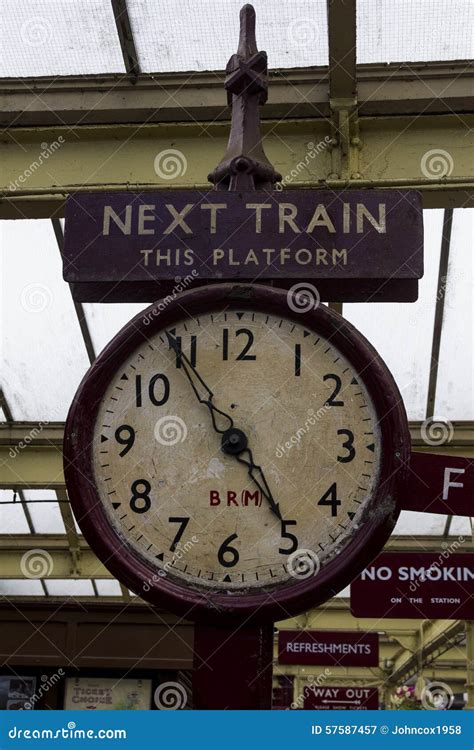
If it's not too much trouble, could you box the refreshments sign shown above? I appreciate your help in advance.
[351,552,474,619]
[278,630,379,667]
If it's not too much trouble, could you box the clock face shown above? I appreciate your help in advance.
[65,284,409,621]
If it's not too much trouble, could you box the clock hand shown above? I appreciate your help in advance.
[166,330,282,522]
[235,448,282,521]
[165,330,233,434]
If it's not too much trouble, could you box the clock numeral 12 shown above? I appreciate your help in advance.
[135,374,170,407]
[222,328,256,361]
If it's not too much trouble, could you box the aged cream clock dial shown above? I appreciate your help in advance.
[64,284,409,622]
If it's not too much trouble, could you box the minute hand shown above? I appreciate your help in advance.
[235,448,282,521]
[165,331,233,434]
[165,330,282,522]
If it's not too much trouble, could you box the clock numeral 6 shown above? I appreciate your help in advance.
[130,479,152,514]
[323,373,344,406]
[135,374,170,407]
[337,429,356,463]
[222,328,256,361]
[317,482,341,517]
[217,533,240,568]
[114,425,135,457]
[279,520,298,554]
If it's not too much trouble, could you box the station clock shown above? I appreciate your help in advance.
[64,284,410,622]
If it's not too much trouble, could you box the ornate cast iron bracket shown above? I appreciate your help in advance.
[208,4,281,191]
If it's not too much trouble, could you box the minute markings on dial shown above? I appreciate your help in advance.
[93,311,380,588]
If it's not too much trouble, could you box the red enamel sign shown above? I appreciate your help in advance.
[304,686,379,710]
[403,452,473,516]
[350,552,474,619]
[278,630,379,667]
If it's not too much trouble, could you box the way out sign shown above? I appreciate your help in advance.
[62,189,423,302]
[351,552,474,619]
[278,630,379,667]
[304,686,379,710]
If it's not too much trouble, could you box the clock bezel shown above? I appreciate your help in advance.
[64,283,410,624]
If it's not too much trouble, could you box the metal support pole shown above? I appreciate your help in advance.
[465,621,474,710]
[192,624,274,709]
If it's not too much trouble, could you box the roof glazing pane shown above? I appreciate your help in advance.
[344,209,443,421]
[392,510,447,536]
[449,516,473,536]
[127,0,328,72]
[434,209,474,420]
[357,0,474,63]
[45,579,95,596]
[1,219,89,421]
[23,491,66,534]
[84,303,148,356]
[0,0,125,77]
[0,491,29,534]
[0,579,44,596]
[95,579,123,596]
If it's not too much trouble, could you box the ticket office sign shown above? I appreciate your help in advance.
[278,630,379,667]
[64,677,151,710]
[350,553,474,619]
[63,190,423,300]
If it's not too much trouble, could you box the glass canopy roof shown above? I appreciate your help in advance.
[0,207,472,588]
[0,0,472,78]
[0,0,472,600]
[2,209,472,424]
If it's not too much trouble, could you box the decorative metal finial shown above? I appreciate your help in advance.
[208,4,282,191]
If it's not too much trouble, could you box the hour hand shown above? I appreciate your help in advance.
[220,431,282,521]
[165,330,233,434]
